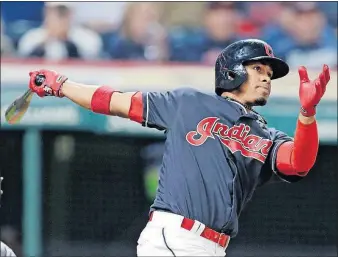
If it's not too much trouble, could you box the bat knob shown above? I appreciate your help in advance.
[35,74,46,86]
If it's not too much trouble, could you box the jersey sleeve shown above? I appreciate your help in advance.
[129,87,197,130]
[259,128,304,185]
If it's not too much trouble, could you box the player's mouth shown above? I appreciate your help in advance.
[257,86,270,94]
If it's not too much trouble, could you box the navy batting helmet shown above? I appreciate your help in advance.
[215,39,289,95]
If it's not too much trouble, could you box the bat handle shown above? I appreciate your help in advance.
[23,89,34,98]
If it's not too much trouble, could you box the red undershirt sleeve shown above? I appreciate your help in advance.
[276,119,319,176]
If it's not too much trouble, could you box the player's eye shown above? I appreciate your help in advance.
[253,66,261,72]
[267,72,273,78]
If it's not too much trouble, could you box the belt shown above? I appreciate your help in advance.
[149,211,230,248]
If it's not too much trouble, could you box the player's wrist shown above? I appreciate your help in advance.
[298,113,315,125]
[300,105,316,117]
[59,79,72,97]
[53,75,68,98]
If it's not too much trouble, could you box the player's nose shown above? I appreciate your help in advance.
[261,75,271,85]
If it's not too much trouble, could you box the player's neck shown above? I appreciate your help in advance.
[221,92,252,111]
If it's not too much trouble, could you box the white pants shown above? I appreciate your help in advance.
[137,211,229,256]
[0,242,16,257]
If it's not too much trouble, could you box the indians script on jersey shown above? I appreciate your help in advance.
[186,117,273,163]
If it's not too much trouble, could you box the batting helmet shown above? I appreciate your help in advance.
[215,39,289,95]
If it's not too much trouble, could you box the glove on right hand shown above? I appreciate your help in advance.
[29,69,68,98]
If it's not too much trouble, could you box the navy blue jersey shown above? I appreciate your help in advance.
[136,88,303,237]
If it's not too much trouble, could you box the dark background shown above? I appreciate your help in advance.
[0,130,337,257]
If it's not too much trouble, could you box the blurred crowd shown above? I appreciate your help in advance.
[1,1,337,69]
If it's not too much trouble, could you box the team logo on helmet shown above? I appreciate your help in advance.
[264,43,274,57]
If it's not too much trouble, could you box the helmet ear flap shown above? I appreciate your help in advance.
[215,64,247,95]
[226,70,236,81]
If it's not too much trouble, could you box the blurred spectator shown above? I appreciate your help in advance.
[17,2,102,61]
[1,2,43,48]
[107,2,167,61]
[168,2,240,64]
[1,2,44,24]
[238,2,283,36]
[71,2,128,34]
[263,2,337,69]
[160,2,206,28]
[1,19,15,57]
[318,2,338,30]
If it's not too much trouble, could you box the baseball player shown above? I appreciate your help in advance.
[27,39,331,256]
[0,177,17,257]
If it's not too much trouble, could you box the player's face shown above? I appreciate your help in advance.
[241,62,273,106]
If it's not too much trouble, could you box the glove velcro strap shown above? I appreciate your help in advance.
[55,75,68,97]
[300,106,316,117]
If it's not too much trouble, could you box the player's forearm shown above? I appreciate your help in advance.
[276,115,319,176]
[291,115,319,172]
[61,81,135,118]
[298,113,315,125]
[61,80,100,110]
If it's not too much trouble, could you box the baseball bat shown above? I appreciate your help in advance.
[5,74,45,125]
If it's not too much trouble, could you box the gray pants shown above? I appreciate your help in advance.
[1,242,16,257]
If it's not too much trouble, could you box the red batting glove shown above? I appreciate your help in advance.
[298,64,330,117]
[29,69,68,98]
